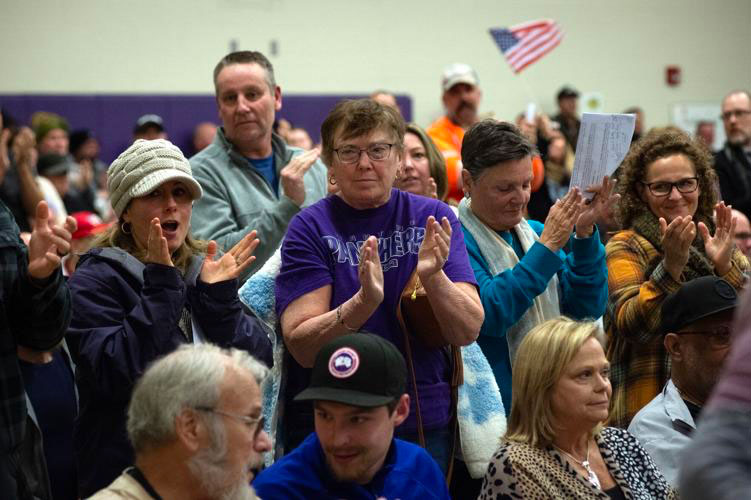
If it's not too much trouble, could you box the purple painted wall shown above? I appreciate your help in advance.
[0,94,412,164]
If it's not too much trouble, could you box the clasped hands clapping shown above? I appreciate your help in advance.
[661,201,735,281]
[539,175,619,253]
[357,215,452,308]
[143,218,261,284]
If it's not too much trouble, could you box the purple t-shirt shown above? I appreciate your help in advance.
[276,189,476,431]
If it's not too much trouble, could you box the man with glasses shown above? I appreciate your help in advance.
[714,90,751,219]
[628,276,736,485]
[252,333,450,500]
[190,50,327,281]
[90,344,271,500]
[731,208,751,259]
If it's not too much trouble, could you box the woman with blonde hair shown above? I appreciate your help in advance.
[67,139,272,496]
[479,317,675,499]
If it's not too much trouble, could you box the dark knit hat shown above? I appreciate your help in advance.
[31,112,70,142]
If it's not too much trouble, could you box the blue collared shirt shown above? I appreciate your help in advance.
[628,379,696,485]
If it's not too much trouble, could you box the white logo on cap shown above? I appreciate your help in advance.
[328,347,359,379]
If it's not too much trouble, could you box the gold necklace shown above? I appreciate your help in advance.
[554,440,601,490]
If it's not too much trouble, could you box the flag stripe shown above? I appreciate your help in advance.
[508,28,561,66]
[512,33,563,73]
[507,26,557,62]
[489,19,562,73]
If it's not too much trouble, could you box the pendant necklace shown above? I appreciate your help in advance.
[554,440,601,490]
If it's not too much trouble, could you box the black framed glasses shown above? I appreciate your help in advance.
[640,177,698,197]
[334,143,393,164]
[195,407,265,438]
[721,109,751,121]
[674,325,732,349]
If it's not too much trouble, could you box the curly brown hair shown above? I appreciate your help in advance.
[616,127,717,229]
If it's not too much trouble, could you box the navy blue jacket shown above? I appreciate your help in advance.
[253,433,450,500]
[67,247,272,497]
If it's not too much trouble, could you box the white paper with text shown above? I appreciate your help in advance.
[570,113,636,197]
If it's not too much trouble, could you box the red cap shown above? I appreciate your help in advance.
[71,211,110,240]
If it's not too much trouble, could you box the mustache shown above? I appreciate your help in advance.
[457,100,477,113]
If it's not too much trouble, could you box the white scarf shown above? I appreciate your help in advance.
[458,197,561,363]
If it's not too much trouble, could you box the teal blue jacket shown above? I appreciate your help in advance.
[461,220,607,413]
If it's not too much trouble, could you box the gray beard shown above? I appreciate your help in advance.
[187,423,258,500]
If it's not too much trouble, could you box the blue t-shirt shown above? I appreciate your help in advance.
[276,189,476,434]
[19,349,78,500]
[253,433,450,500]
[248,154,278,195]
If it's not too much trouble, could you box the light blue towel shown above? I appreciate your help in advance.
[238,248,284,465]
[457,342,507,478]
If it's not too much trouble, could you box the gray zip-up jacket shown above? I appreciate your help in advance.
[189,129,327,281]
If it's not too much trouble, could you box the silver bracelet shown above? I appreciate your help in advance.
[336,304,358,332]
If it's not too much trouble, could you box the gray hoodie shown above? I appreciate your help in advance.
[189,128,327,281]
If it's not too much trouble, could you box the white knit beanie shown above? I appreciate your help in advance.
[108,139,203,217]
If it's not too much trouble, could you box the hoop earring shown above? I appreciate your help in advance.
[329,176,337,186]
[121,222,132,234]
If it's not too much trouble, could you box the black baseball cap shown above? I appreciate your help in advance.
[557,86,579,100]
[133,114,164,134]
[661,276,738,333]
[295,333,407,407]
[37,153,71,177]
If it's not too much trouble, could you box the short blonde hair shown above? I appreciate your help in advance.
[505,317,604,448]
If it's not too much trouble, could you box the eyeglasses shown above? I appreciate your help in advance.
[195,407,265,438]
[674,326,732,349]
[640,177,698,197]
[334,143,393,164]
[721,109,751,121]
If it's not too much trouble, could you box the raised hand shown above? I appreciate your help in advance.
[660,215,696,282]
[27,200,77,280]
[143,218,173,267]
[698,202,736,276]
[280,148,320,206]
[539,188,584,252]
[357,236,384,307]
[0,126,10,177]
[11,127,37,170]
[576,175,620,237]
[200,230,260,284]
[427,177,439,199]
[418,216,451,281]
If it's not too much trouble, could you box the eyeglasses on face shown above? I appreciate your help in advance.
[195,407,265,438]
[640,177,698,197]
[334,143,393,164]
[674,325,732,348]
[721,109,751,121]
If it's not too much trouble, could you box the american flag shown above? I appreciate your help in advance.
[489,19,563,74]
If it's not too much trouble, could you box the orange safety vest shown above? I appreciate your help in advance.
[427,116,545,202]
[427,116,465,203]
